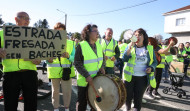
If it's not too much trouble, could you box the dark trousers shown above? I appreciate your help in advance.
[76,86,88,111]
[115,58,124,75]
[105,67,114,74]
[184,59,189,74]
[3,70,38,111]
[124,76,148,111]
[147,68,163,93]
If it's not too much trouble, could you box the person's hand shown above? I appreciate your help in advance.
[145,67,152,74]
[99,68,105,74]
[111,56,116,61]
[183,54,188,57]
[86,76,93,84]
[48,58,54,63]
[105,56,108,60]
[169,39,175,46]
[128,42,135,50]
[62,52,70,58]
[31,59,41,65]
[0,48,6,58]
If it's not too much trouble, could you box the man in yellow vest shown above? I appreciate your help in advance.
[100,28,120,74]
[184,42,190,77]
[0,12,40,111]
[146,34,175,99]
[74,24,105,111]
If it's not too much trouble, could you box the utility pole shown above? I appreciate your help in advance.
[57,9,67,29]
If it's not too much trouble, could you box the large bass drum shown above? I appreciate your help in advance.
[87,74,126,111]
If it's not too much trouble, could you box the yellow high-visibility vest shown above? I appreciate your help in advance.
[123,45,156,88]
[47,40,75,78]
[77,41,103,87]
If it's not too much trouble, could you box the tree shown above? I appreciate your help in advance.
[33,19,49,28]
[73,32,81,40]
[0,15,4,25]
[119,29,128,41]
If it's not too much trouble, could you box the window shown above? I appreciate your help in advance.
[176,18,186,26]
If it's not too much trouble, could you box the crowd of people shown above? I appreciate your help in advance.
[0,11,189,111]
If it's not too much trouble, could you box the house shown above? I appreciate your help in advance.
[163,5,190,45]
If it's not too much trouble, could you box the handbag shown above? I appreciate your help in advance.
[58,56,72,81]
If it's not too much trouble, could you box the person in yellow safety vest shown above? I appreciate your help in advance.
[115,39,128,77]
[178,43,187,62]
[0,12,41,111]
[184,42,190,77]
[74,24,105,111]
[46,22,75,111]
[122,28,157,111]
[100,28,120,74]
[146,34,175,99]
[162,39,173,83]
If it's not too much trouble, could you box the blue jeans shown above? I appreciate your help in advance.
[162,62,170,79]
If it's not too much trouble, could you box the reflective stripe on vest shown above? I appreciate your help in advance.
[0,30,37,72]
[157,45,165,68]
[101,39,117,67]
[185,47,190,58]
[47,40,75,78]
[77,41,103,87]
[123,45,156,88]
[120,43,128,58]
[178,50,186,62]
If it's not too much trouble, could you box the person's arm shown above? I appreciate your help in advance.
[158,40,175,54]
[114,45,120,59]
[74,44,90,78]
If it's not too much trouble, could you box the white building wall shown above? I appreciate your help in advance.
[164,10,190,33]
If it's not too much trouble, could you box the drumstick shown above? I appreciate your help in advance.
[90,82,102,102]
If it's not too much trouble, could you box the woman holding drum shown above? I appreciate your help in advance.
[122,28,157,111]
[74,24,105,111]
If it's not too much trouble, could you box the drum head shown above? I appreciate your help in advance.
[88,75,119,111]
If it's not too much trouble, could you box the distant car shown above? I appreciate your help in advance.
[3,22,16,26]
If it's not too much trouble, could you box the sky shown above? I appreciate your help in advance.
[0,0,190,40]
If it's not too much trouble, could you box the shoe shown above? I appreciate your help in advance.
[142,99,147,104]
[19,95,23,100]
[145,92,155,100]
[65,108,69,111]
[48,82,51,86]
[0,95,4,100]
[152,92,162,98]
[131,102,134,108]
[54,109,59,111]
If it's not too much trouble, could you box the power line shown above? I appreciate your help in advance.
[69,0,158,16]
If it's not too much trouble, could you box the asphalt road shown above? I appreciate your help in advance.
[0,69,190,111]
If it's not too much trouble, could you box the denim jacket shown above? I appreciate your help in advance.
[122,45,157,72]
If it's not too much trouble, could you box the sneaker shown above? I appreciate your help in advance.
[0,95,4,100]
[131,102,134,108]
[152,92,162,98]
[145,92,155,100]
[142,99,147,104]
[19,95,24,100]
[65,108,69,111]
[54,109,59,111]
[48,82,51,86]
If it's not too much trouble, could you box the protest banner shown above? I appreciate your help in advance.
[2,26,67,59]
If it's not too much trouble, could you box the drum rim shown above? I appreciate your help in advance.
[87,74,126,111]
